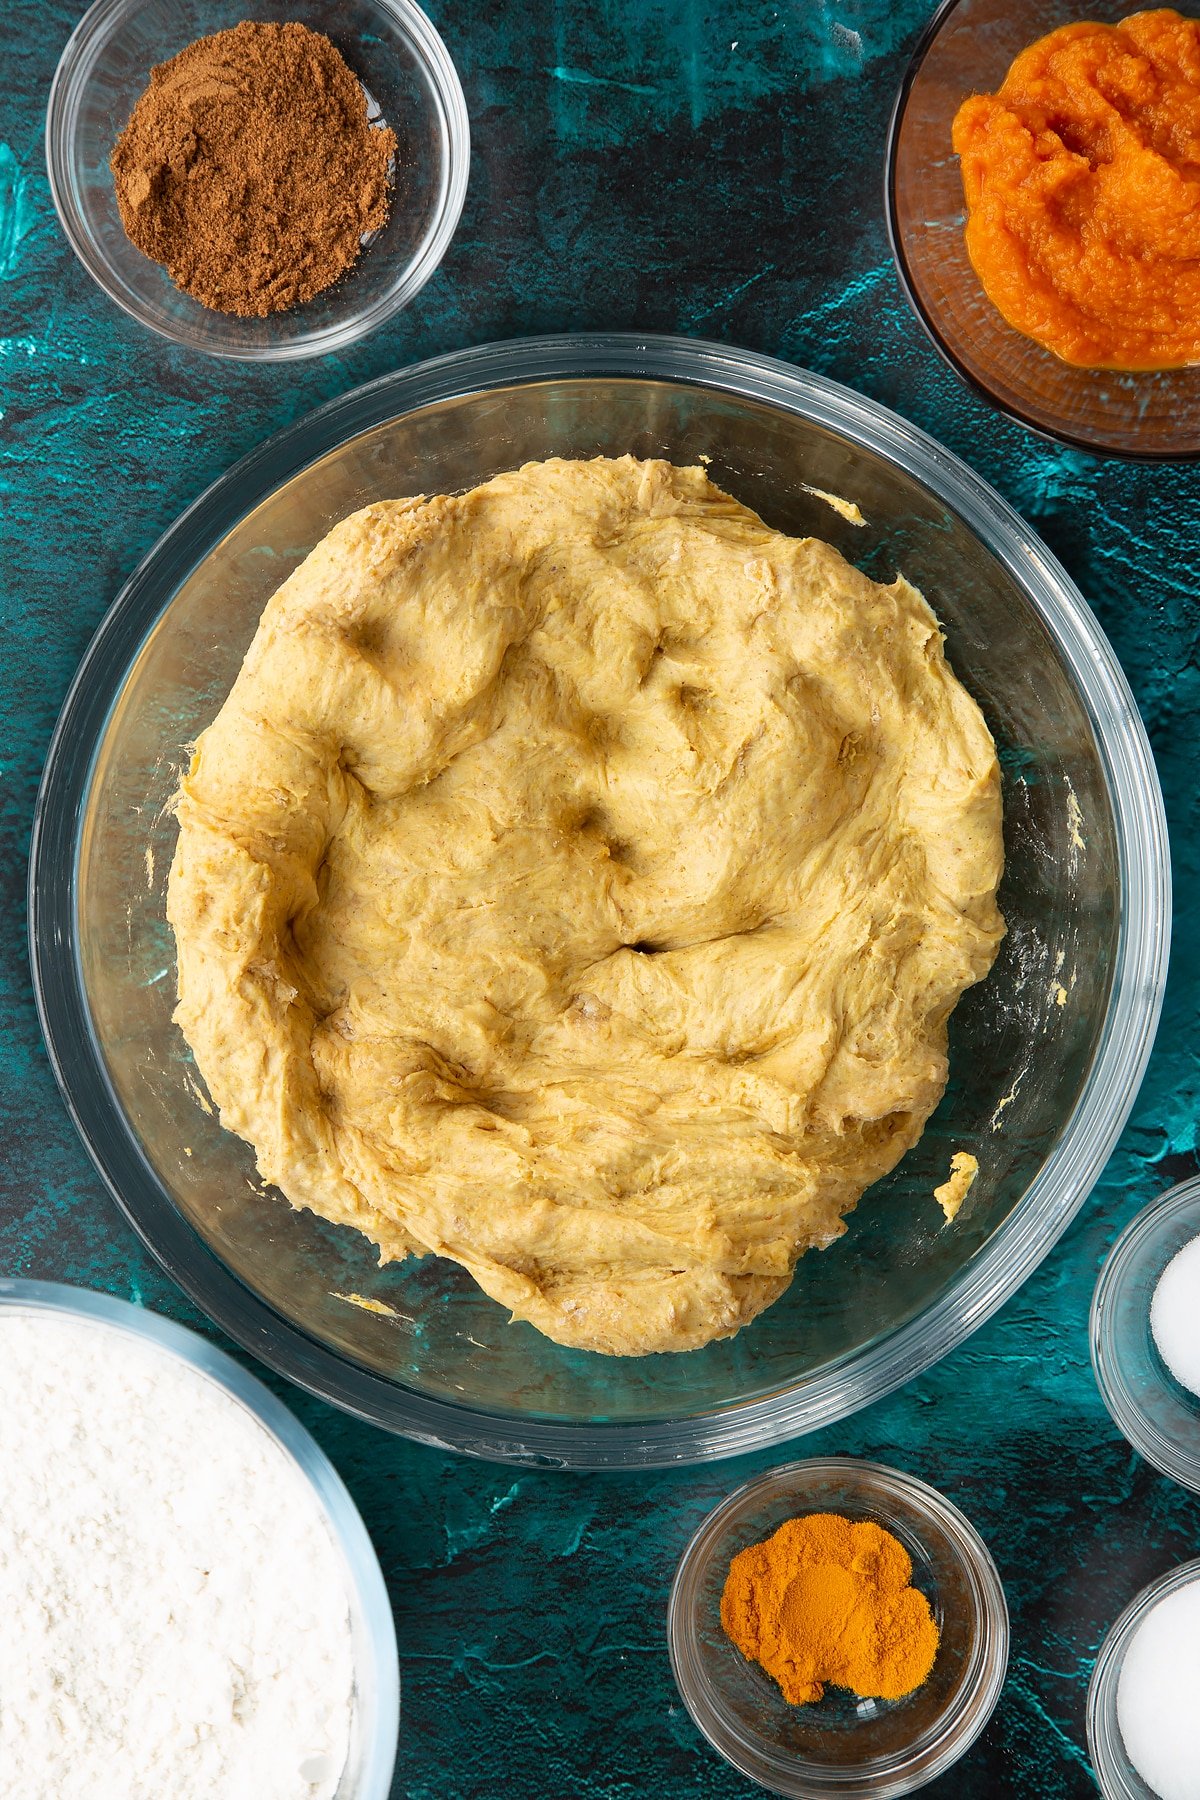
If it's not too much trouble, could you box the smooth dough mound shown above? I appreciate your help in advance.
[168,457,1005,1356]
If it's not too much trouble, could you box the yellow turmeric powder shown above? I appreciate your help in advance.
[720,1512,939,1705]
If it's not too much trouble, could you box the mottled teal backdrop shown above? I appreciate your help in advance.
[3,3,1199,1795]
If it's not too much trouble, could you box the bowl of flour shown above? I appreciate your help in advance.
[0,1280,398,1800]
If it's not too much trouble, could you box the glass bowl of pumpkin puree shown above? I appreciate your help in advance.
[668,1458,1009,1797]
[887,0,1200,458]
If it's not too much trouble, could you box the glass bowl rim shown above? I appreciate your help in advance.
[1090,1176,1200,1494]
[883,0,1200,464]
[28,330,1172,1467]
[666,1455,1010,1797]
[1086,1553,1200,1800]
[0,1275,400,1798]
[44,0,471,363]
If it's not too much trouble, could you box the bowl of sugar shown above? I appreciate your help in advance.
[1088,1557,1200,1800]
[1091,1175,1200,1494]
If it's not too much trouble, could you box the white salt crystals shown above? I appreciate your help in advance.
[0,1308,355,1800]
[1151,1233,1200,1399]
[1118,1579,1200,1800]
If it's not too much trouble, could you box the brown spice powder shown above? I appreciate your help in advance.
[110,21,397,318]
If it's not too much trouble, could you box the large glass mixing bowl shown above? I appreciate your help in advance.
[29,335,1170,1467]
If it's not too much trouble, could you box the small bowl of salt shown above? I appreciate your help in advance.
[1091,1175,1200,1494]
[1088,1557,1200,1800]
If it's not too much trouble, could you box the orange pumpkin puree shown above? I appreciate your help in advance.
[952,10,1200,369]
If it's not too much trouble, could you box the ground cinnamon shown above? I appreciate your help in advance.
[721,1512,940,1705]
[110,21,396,318]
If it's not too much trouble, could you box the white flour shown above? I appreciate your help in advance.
[0,1310,355,1800]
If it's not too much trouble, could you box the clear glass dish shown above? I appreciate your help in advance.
[886,0,1200,459]
[29,333,1170,1467]
[1087,1556,1200,1800]
[0,1277,399,1799]
[667,1457,1008,1797]
[1091,1177,1200,1494]
[45,0,469,361]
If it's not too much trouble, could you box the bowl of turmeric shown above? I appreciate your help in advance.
[886,0,1200,458]
[668,1458,1008,1797]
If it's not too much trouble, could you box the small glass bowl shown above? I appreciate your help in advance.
[1087,1557,1200,1800]
[45,0,469,360]
[0,1278,400,1799]
[885,0,1200,459]
[667,1458,1008,1797]
[1091,1177,1200,1494]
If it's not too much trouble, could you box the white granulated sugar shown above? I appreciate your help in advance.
[1151,1233,1200,1399]
[1117,1579,1200,1800]
[0,1311,354,1800]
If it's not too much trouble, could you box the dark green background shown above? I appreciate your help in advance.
[3,2,1198,1794]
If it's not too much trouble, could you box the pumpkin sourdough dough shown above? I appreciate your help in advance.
[168,456,1005,1356]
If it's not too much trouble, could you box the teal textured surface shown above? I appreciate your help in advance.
[2,2,1198,1794]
